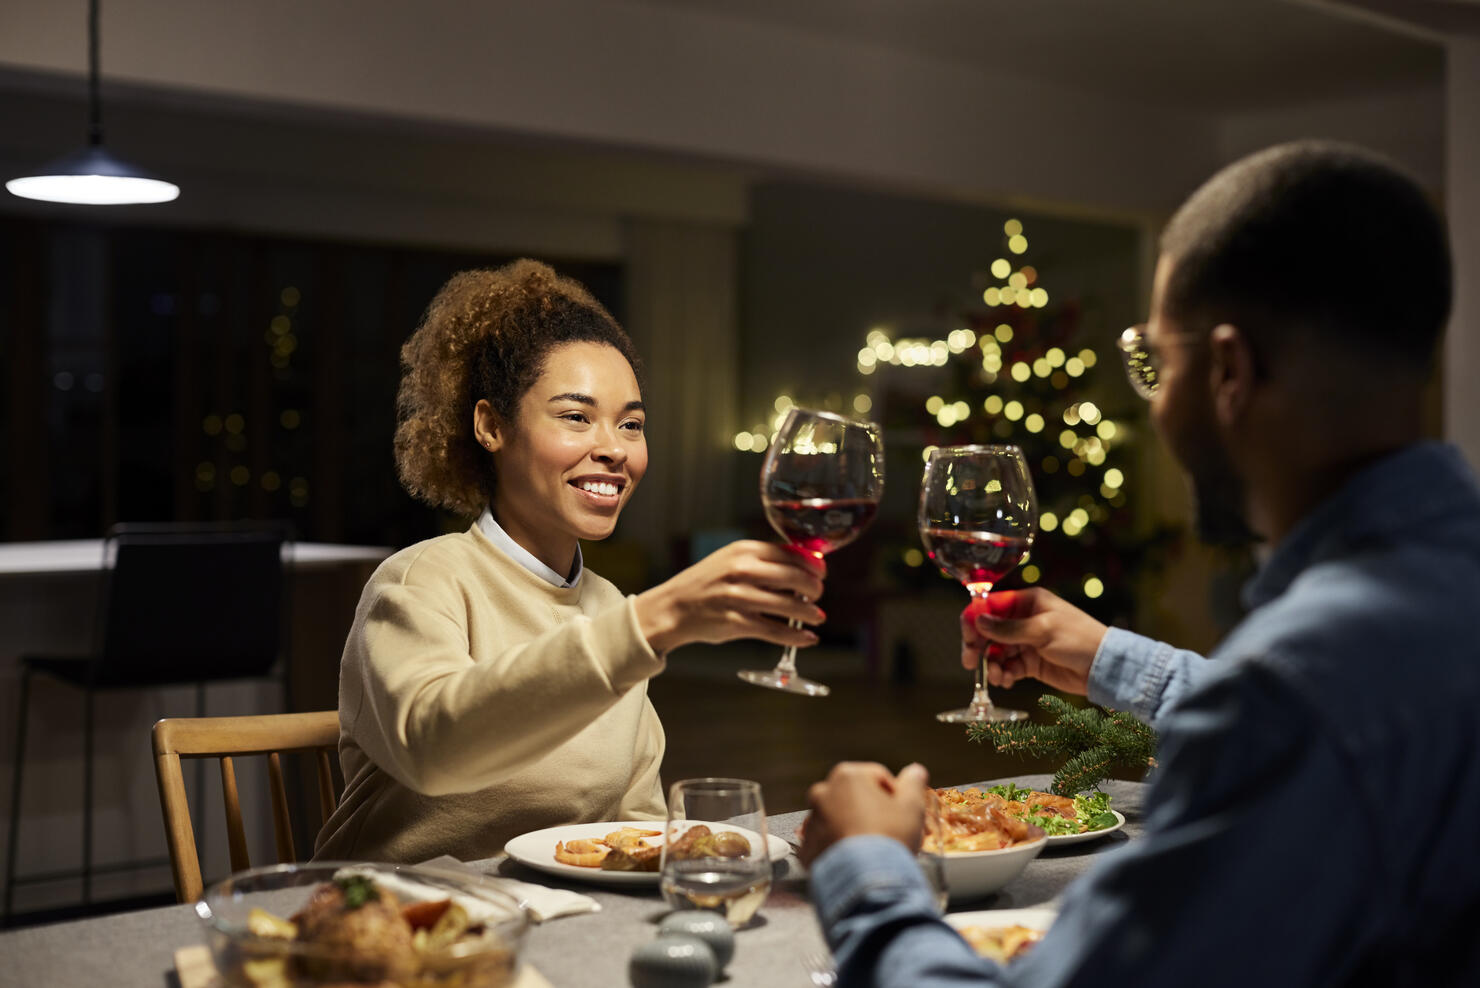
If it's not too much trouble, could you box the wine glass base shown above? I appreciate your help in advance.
[736,668,831,697]
[935,705,1028,723]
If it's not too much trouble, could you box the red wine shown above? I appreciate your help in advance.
[920,529,1031,590]
[764,497,879,556]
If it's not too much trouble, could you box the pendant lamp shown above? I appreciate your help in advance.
[5,0,179,205]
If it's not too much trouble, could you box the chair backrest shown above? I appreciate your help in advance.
[151,710,341,903]
[96,522,289,686]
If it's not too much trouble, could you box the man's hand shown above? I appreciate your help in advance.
[798,762,930,867]
[961,587,1109,696]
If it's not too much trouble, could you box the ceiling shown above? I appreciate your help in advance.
[629,0,1449,114]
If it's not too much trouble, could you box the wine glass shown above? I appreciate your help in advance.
[738,407,885,697]
[659,778,771,928]
[919,444,1037,723]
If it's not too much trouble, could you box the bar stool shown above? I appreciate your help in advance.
[3,522,291,921]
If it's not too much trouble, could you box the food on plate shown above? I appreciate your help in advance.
[924,787,1042,853]
[553,826,663,871]
[552,824,753,873]
[666,824,752,861]
[601,843,663,872]
[552,837,611,868]
[955,923,1045,963]
[950,784,1118,837]
[228,873,513,987]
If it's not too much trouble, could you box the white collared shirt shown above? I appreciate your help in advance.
[477,507,583,589]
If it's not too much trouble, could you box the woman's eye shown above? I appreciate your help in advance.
[560,412,589,423]
[621,420,645,433]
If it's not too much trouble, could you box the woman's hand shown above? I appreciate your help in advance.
[961,587,1108,696]
[634,540,826,655]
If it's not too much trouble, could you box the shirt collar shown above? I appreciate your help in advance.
[1242,441,1477,610]
[477,507,583,589]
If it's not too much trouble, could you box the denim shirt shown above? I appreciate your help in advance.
[811,442,1480,987]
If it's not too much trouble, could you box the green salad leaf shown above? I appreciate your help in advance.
[979,784,1117,836]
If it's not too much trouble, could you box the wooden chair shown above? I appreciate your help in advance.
[151,711,341,903]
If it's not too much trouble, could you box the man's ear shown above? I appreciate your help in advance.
[473,399,504,453]
[1208,323,1256,426]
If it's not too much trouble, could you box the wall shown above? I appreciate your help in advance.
[1448,39,1480,468]
[1216,84,1444,195]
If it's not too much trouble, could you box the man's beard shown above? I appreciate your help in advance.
[1185,444,1257,547]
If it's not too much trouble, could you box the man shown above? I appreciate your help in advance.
[800,141,1480,986]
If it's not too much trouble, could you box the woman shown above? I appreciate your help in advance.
[314,259,824,864]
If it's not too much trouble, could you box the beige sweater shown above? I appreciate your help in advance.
[314,524,667,864]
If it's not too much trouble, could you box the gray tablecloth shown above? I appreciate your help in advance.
[0,774,1144,987]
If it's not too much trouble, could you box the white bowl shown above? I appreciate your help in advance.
[940,834,1048,902]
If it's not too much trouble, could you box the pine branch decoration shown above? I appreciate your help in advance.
[968,695,1157,796]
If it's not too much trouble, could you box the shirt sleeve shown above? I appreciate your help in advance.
[810,836,1008,988]
[1087,626,1209,727]
[342,575,664,797]
[1009,661,1382,987]
[811,662,1383,988]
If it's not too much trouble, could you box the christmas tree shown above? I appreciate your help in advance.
[738,216,1172,625]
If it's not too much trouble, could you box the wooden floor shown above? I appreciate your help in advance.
[649,643,1063,813]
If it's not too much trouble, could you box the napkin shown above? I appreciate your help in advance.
[416,855,602,922]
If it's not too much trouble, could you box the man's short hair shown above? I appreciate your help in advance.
[1160,140,1451,372]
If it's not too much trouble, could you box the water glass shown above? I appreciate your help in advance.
[659,778,771,928]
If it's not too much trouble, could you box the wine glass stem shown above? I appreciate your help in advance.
[970,589,995,714]
[971,650,993,712]
[776,621,801,674]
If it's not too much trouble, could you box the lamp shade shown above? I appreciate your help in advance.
[6,143,180,205]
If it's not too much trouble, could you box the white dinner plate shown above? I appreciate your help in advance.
[1045,810,1125,847]
[502,820,790,887]
[947,905,1059,936]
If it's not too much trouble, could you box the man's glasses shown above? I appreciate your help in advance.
[1116,324,1205,399]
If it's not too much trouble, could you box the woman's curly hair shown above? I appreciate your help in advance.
[394,259,642,516]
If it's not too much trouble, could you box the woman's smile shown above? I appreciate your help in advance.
[479,341,648,576]
[570,474,626,503]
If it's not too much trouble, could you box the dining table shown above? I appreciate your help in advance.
[0,775,1145,987]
